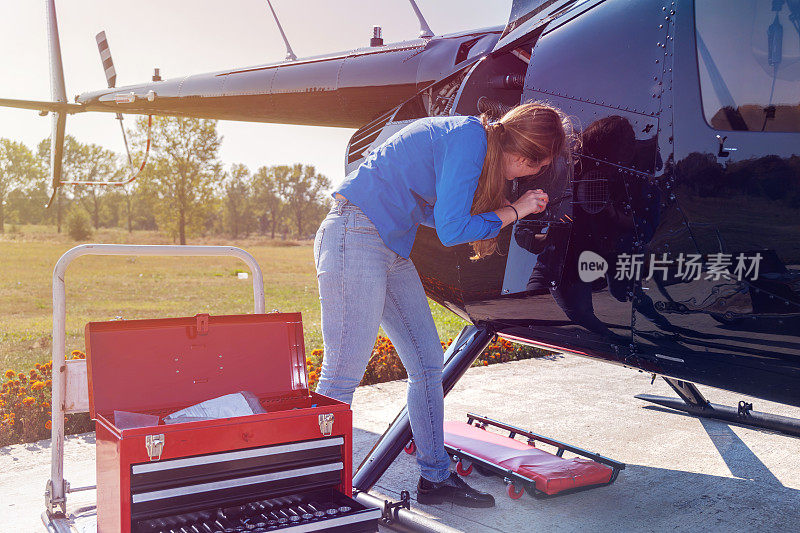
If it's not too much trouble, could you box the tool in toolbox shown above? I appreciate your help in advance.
[41,244,382,533]
[408,413,624,500]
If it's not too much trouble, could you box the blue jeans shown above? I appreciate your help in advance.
[313,198,452,483]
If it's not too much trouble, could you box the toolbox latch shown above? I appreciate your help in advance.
[196,313,209,335]
[145,434,165,461]
[318,413,334,436]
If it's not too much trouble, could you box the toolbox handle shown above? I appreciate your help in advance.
[47,244,265,516]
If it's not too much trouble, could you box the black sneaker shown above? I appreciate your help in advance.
[417,472,496,508]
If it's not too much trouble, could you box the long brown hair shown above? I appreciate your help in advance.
[470,101,577,260]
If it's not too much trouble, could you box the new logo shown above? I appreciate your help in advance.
[578,251,608,283]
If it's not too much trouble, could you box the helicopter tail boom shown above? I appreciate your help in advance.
[71,30,501,128]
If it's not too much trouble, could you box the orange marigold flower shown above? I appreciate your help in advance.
[482,361,488,366]
[4,370,14,379]
[31,381,45,391]
[22,396,36,406]
[45,379,52,387]
[35,363,42,370]
[45,420,52,430]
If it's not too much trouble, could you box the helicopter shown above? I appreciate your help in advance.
[2,0,800,502]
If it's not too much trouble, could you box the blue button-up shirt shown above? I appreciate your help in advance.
[334,115,503,259]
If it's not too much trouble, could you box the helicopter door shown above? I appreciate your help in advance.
[639,0,800,404]
[482,0,679,354]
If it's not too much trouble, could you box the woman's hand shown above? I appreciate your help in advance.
[492,189,549,228]
[514,189,549,217]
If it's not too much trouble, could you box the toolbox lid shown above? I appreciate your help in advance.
[85,313,308,419]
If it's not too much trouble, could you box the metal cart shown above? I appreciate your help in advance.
[42,244,266,532]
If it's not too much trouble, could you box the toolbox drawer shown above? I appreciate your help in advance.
[130,438,346,519]
[130,437,344,492]
[133,488,381,533]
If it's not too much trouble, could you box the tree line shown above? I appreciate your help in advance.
[0,117,332,243]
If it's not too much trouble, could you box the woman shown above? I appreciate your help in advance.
[313,102,573,507]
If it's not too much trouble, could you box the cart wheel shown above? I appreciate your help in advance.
[404,441,416,455]
[456,461,473,476]
[507,484,525,500]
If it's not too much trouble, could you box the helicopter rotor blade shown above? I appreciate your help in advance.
[96,31,117,89]
[45,0,68,208]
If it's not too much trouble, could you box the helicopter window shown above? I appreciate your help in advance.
[504,0,578,37]
[394,68,470,121]
[696,0,800,133]
[455,38,480,65]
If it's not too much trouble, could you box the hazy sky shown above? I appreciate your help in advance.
[0,0,512,187]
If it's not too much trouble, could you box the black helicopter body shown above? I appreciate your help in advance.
[4,0,800,411]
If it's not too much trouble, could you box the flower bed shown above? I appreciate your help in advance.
[1,351,93,447]
[306,335,550,391]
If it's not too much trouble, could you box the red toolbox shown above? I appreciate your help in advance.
[86,312,380,533]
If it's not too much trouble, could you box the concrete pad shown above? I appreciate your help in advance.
[2,355,800,532]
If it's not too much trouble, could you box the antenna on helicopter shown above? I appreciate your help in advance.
[265,0,297,61]
[407,0,434,38]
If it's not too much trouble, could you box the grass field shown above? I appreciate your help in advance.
[0,226,468,373]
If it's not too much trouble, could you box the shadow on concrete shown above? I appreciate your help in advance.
[698,417,783,488]
[24,439,51,451]
[352,421,800,532]
[76,432,95,444]
[0,431,94,456]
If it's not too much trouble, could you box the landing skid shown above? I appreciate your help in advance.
[353,324,495,491]
[636,377,800,438]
